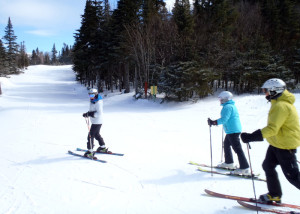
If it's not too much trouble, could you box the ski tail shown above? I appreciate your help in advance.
[237,201,300,214]
[205,189,300,210]
[198,167,265,182]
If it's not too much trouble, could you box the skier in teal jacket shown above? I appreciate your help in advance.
[208,91,250,175]
[217,99,242,134]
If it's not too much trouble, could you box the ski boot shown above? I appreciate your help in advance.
[96,146,109,153]
[217,162,236,170]
[84,150,97,160]
[231,168,251,176]
[256,193,281,205]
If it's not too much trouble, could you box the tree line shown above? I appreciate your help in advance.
[73,0,300,101]
[0,18,73,77]
[30,44,73,66]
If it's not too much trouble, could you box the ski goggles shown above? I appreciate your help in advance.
[89,94,96,98]
[262,88,269,93]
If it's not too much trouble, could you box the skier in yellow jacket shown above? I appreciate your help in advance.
[241,78,300,204]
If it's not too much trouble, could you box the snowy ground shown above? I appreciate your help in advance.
[0,65,299,214]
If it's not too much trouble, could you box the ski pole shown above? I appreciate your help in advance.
[221,127,224,162]
[85,117,93,158]
[209,124,213,176]
[246,143,258,214]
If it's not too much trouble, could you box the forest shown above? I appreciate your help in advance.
[73,0,300,101]
[1,0,300,101]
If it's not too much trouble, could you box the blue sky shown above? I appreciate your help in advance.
[0,0,174,55]
[0,0,88,54]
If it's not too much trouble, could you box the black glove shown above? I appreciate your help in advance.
[207,118,218,126]
[82,111,95,118]
[241,129,263,143]
[87,111,95,117]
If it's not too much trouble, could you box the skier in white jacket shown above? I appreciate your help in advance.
[83,88,107,158]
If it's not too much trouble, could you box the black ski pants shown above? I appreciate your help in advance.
[224,133,249,169]
[87,124,105,150]
[262,145,300,197]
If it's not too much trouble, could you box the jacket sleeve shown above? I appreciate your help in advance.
[261,103,288,138]
[217,105,232,125]
[87,111,96,117]
[92,102,100,118]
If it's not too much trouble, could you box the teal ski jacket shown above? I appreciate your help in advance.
[217,100,242,134]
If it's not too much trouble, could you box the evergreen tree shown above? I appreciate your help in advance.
[73,0,103,86]
[102,0,112,84]
[0,39,8,76]
[17,41,29,69]
[51,44,58,64]
[158,61,214,101]
[172,0,193,35]
[35,48,42,64]
[142,0,166,24]
[172,0,194,61]
[292,47,300,83]
[3,17,19,74]
[44,52,51,65]
[125,0,170,95]
[260,0,300,49]
[31,50,38,65]
[95,0,114,92]
[59,43,72,64]
[192,0,239,91]
[111,0,142,93]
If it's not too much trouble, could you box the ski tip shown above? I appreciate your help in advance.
[189,161,198,165]
[204,189,214,195]
[237,200,245,206]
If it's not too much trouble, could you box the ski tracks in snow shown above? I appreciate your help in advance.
[0,164,38,214]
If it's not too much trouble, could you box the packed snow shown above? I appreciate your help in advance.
[0,65,299,214]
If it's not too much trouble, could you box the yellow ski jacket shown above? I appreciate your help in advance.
[261,90,300,150]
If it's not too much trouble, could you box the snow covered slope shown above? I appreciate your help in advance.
[0,65,299,214]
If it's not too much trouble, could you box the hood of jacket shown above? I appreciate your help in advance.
[221,99,235,106]
[90,94,103,104]
[262,90,300,149]
[271,89,295,105]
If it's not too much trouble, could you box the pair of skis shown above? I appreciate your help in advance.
[68,150,107,163]
[189,161,266,182]
[76,148,124,156]
[192,162,300,213]
[68,148,124,163]
[205,189,300,214]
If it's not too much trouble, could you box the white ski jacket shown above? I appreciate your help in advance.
[89,95,104,124]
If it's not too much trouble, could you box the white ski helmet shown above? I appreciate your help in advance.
[88,88,98,95]
[261,78,286,97]
[218,91,233,104]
